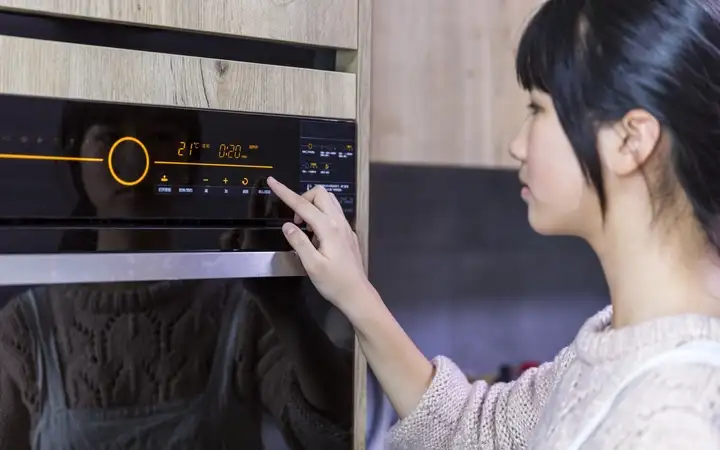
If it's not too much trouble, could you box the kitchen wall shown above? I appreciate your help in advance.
[368,163,609,376]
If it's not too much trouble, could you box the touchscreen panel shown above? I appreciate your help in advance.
[0,95,356,226]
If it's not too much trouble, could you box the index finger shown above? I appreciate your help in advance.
[266,177,330,234]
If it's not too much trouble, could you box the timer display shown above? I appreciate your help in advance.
[0,95,356,224]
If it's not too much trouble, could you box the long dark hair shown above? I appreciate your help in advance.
[58,102,202,251]
[515,0,720,247]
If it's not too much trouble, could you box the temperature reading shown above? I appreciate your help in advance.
[177,141,200,157]
[218,144,242,159]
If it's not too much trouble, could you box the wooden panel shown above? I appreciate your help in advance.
[0,0,358,49]
[0,36,356,119]
[371,0,544,168]
[345,0,370,447]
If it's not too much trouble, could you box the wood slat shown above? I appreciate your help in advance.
[0,0,358,49]
[349,0,371,445]
[0,36,356,119]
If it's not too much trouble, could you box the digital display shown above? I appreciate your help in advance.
[0,95,356,226]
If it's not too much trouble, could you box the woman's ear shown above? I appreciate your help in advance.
[599,109,662,177]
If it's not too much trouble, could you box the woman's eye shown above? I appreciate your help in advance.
[527,102,541,116]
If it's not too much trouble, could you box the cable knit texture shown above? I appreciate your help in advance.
[389,306,720,449]
[0,281,350,449]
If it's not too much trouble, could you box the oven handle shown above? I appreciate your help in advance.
[0,251,306,286]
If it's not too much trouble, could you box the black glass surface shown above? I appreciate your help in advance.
[0,278,356,450]
[0,94,357,227]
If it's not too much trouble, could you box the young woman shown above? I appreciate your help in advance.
[267,0,720,448]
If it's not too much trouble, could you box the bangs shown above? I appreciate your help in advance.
[515,0,590,94]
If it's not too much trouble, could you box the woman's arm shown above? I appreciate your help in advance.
[346,287,574,449]
[266,178,576,449]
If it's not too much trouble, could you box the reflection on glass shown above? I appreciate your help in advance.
[0,279,354,449]
[0,104,354,449]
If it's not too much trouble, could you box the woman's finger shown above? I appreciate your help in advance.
[281,222,324,269]
[267,177,331,235]
[294,185,341,224]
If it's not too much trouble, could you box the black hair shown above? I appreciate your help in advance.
[59,102,202,251]
[516,0,720,246]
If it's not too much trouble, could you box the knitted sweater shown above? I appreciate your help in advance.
[389,306,720,449]
[0,280,350,449]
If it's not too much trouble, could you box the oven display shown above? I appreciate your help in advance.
[0,95,356,225]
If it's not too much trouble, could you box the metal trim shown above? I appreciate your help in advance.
[0,251,305,286]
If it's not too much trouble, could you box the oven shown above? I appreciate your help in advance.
[0,3,369,450]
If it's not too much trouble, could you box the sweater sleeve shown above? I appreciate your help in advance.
[388,345,576,450]
[241,298,350,450]
[0,298,35,450]
[0,368,31,450]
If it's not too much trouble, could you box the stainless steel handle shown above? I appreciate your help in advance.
[0,251,305,286]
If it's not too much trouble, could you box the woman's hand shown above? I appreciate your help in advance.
[266,177,373,312]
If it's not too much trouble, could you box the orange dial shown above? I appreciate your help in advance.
[107,136,150,186]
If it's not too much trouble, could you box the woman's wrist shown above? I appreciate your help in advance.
[340,282,388,335]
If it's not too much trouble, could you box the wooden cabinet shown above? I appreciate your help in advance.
[0,2,371,449]
[371,0,543,168]
[0,0,358,48]
[0,36,356,119]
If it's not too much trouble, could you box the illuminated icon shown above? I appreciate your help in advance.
[241,177,249,186]
[20,136,27,143]
[223,177,228,184]
[324,163,331,170]
[310,162,318,169]
[204,188,209,194]
[307,143,313,149]
[203,178,209,183]
[249,145,259,150]
[161,175,168,183]
[346,145,353,150]
[223,189,229,194]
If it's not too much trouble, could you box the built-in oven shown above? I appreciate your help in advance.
[0,6,364,450]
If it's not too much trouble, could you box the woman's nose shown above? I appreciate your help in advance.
[508,122,528,163]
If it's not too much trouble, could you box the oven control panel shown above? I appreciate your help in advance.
[0,94,356,226]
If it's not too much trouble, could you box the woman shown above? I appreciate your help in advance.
[0,103,353,449]
[267,0,720,448]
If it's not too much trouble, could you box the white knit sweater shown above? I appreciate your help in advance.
[388,306,720,449]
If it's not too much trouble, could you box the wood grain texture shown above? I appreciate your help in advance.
[348,0,371,447]
[0,36,356,119]
[371,0,544,168]
[0,0,358,49]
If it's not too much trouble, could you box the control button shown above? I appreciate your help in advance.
[108,136,150,187]
[160,174,168,183]
[223,177,228,184]
[241,177,249,186]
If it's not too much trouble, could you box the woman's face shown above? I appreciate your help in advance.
[508,90,603,237]
[79,117,191,216]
